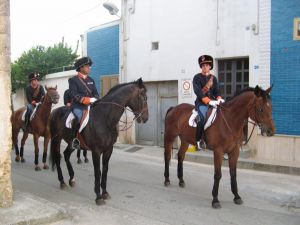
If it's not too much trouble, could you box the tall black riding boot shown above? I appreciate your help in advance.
[195,121,205,151]
[24,110,31,131]
[71,120,80,150]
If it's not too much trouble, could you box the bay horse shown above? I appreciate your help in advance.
[11,86,60,171]
[164,85,275,208]
[49,78,149,205]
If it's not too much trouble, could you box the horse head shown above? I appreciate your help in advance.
[44,85,60,104]
[128,78,149,123]
[250,85,275,136]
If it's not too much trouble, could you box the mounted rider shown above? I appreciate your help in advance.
[69,56,99,150]
[192,55,225,150]
[24,72,45,130]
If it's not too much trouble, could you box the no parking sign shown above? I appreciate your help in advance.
[181,79,192,98]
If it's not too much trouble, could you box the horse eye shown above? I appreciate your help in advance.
[258,107,263,112]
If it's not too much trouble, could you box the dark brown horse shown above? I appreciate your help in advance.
[49,78,149,205]
[164,85,275,208]
[11,86,60,170]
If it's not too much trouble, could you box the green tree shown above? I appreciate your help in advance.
[11,41,78,92]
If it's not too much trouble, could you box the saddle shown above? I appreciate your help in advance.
[21,103,41,121]
[188,107,218,130]
[65,106,90,150]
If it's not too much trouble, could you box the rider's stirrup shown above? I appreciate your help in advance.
[71,138,80,150]
[196,140,206,151]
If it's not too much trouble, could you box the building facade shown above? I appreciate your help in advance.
[120,0,300,163]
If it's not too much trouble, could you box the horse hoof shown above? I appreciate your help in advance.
[43,164,49,170]
[102,192,111,200]
[35,166,41,171]
[179,181,185,188]
[95,197,105,205]
[234,198,243,205]
[77,158,82,164]
[15,156,20,162]
[21,158,26,163]
[164,181,170,186]
[60,183,67,190]
[84,158,89,163]
[69,180,76,187]
[212,201,222,209]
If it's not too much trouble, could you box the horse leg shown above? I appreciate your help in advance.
[77,149,82,164]
[50,137,66,189]
[92,151,105,205]
[42,135,50,169]
[164,133,177,186]
[63,146,75,187]
[101,147,113,200]
[228,148,243,205]
[20,131,29,163]
[212,150,223,209]
[12,128,20,162]
[177,141,189,188]
[83,149,89,163]
[33,134,41,171]
[164,142,172,186]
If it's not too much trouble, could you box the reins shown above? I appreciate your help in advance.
[217,98,258,147]
[92,100,146,131]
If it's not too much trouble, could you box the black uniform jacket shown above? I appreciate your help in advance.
[25,85,45,104]
[193,73,220,107]
[68,75,99,110]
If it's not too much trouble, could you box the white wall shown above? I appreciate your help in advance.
[123,0,262,104]
[13,70,76,111]
[41,70,76,109]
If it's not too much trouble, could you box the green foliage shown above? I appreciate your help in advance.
[11,42,78,92]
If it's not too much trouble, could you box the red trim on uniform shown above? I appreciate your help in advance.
[202,97,210,105]
[81,97,90,105]
[77,72,87,79]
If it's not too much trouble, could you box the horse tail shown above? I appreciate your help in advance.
[49,108,62,171]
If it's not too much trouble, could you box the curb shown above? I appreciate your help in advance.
[184,151,300,176]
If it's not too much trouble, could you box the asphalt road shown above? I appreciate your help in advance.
[11,139,300,225]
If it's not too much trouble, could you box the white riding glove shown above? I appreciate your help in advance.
[208,100,219,107]
[218,98,225,104]
[90,97,97,104]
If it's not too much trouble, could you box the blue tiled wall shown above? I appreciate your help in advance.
[87,24,119,92]
[271,0,300,135]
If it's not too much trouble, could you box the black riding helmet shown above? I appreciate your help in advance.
[74,57,93,72]
[28,72,40,82]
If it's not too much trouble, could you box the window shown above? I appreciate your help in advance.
[151,42,159,50]
[218,58,249,141]
[293,18,300,40]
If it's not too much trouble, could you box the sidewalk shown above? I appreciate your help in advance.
[0,191,68,225]
[114,143,300,176]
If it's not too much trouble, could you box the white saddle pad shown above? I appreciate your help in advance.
[21,103,41,121]
[65,106,90,133]
[188,108,218,130]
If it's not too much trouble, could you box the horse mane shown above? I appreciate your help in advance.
[106,79,147,96]
[92,79,146,106]
[226,86,270,102]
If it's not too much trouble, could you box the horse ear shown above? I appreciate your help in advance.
[254,85,262,97]
[137,77,143,87]
[265,84,273,94]
[55,85,57,90]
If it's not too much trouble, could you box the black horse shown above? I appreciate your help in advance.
[49,78,149,205]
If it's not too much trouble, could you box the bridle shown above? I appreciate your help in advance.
[94,88,148,131]
[218,94,264,146]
